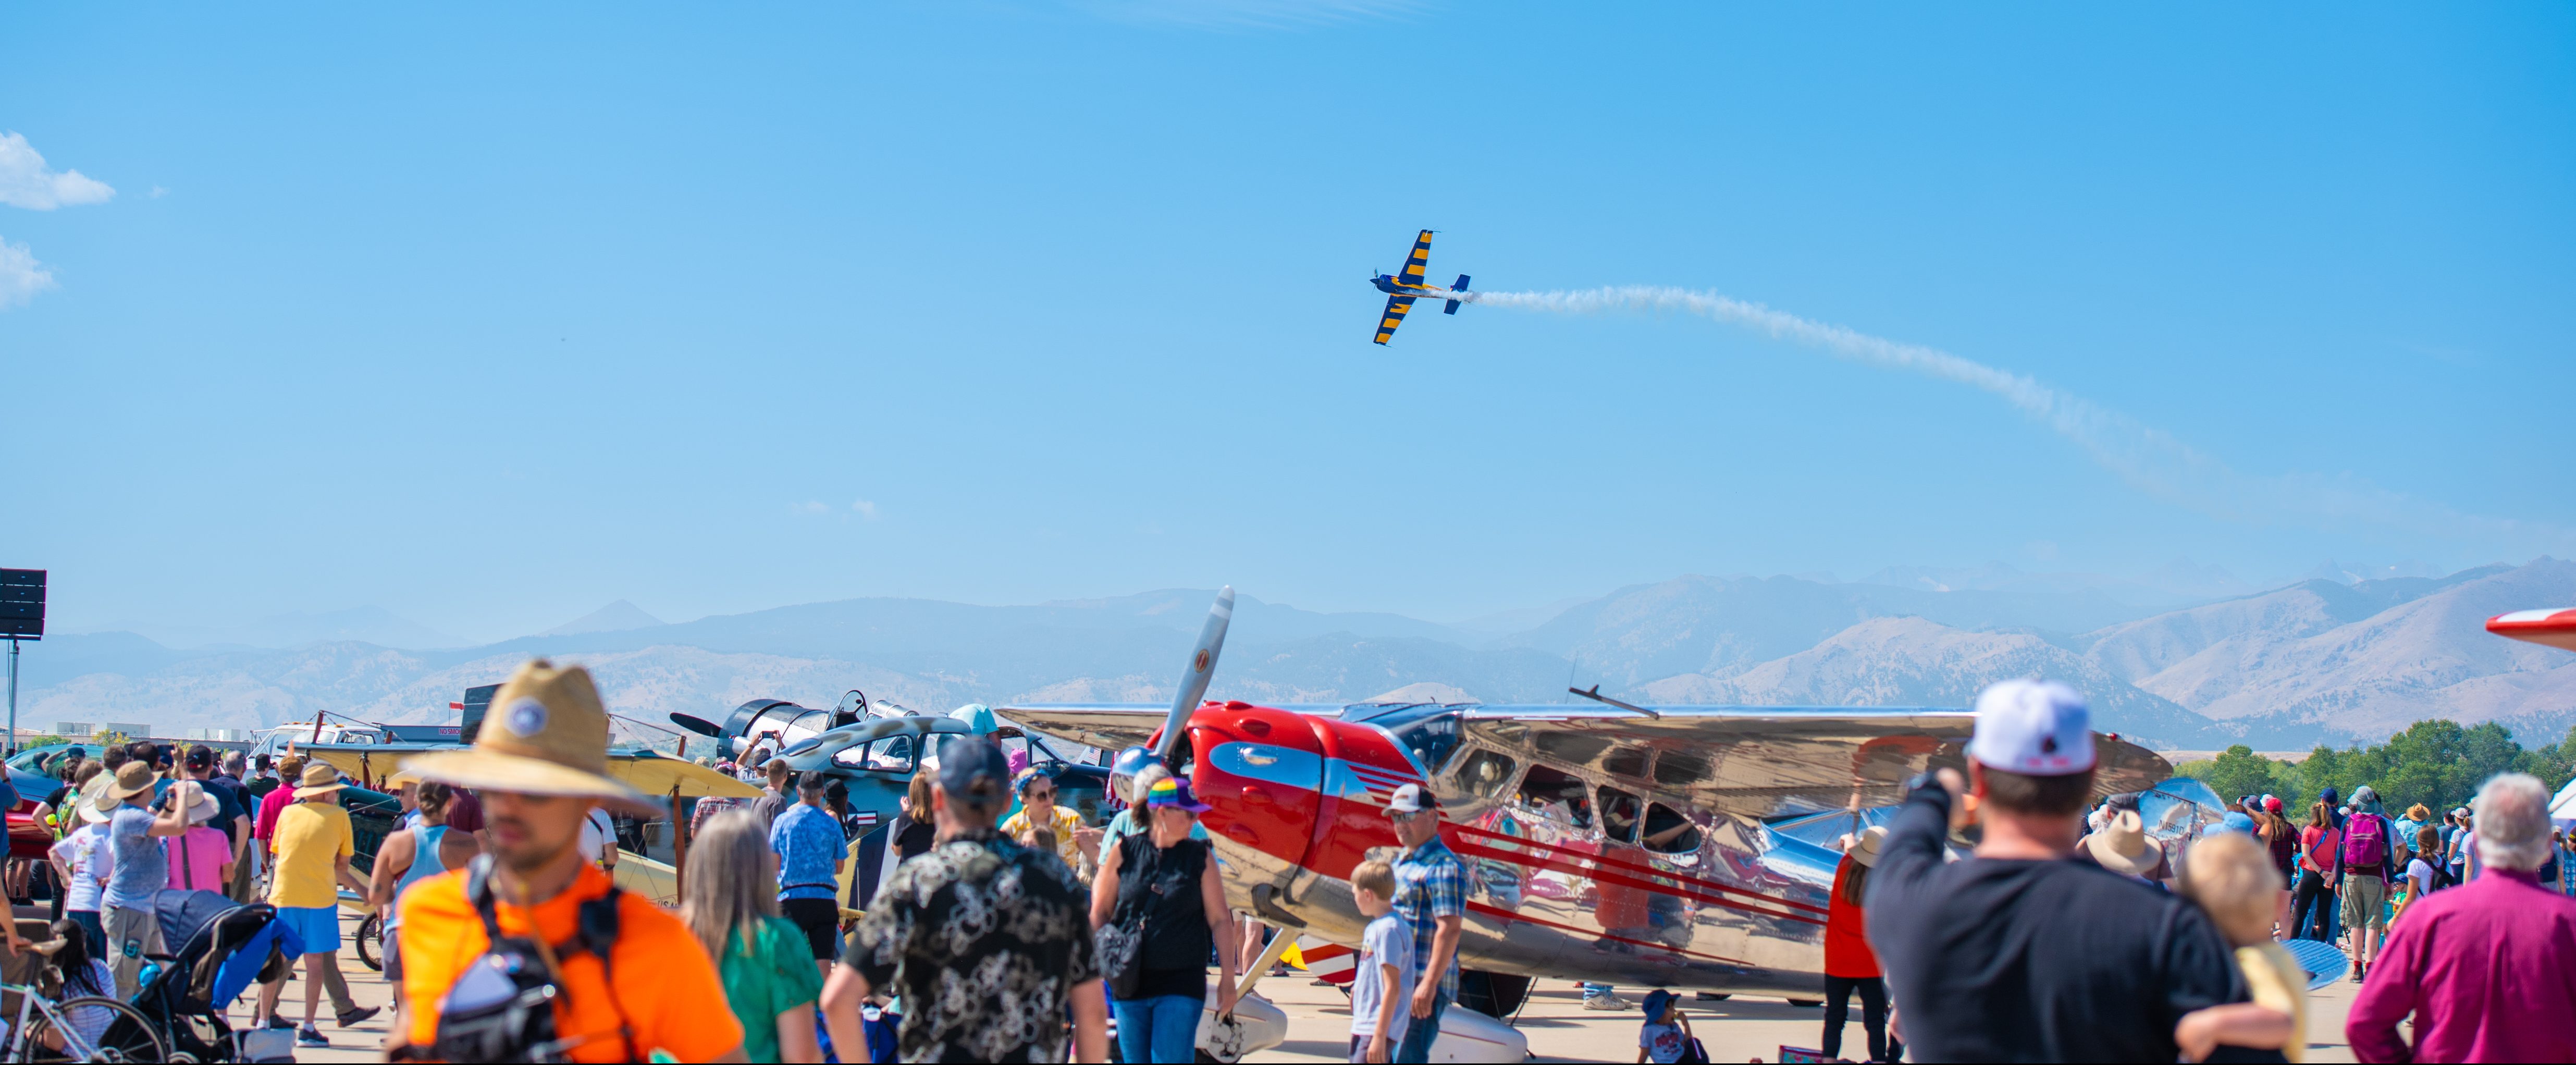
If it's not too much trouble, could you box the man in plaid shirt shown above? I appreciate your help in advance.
[1384,784,1465,1063]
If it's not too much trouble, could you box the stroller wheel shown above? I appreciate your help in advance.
[24,996,168,1062]
[355,912,385,972]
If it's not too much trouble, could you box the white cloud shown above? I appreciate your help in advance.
[0,236,57,310]
[0,132,115,210]
[149,185,168,199]
[790,500,832,515]
[852,500,879,520]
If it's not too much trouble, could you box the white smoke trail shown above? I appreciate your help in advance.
[1463,286,2568,550]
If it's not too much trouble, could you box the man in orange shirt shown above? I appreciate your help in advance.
[396,659,746,1063]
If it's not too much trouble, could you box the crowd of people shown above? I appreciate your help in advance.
[1845,678,2576,1063]
[10,667,2575,1062]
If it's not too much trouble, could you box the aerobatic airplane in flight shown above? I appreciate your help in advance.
[1369,228,1471,344]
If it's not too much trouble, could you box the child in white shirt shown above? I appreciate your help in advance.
[1347,859,1411,1063]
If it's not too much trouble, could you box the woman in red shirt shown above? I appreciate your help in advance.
[1823,826,1897,1063]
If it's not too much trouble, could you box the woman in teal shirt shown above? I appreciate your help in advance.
[684,810,824,1063]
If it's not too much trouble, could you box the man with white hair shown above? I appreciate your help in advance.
[2348,773,2576,1062]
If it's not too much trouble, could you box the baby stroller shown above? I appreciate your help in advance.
[114,889,303,1063]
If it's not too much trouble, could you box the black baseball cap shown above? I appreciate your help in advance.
[187,745,215,769]
[938,737,1010,812]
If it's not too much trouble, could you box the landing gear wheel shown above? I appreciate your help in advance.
[24,996,169,1062]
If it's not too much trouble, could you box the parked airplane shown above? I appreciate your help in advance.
[1003,589,2175,1019]
[1369,229,1471,344]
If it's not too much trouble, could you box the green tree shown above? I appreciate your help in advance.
[2201,745,2278,805]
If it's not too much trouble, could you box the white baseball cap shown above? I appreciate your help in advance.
[1966,679,2096,776]
[1385,783,1438,815]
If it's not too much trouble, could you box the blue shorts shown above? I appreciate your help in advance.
[276,905,341,956]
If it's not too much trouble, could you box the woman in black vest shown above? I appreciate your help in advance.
[1089,776,1239,1063]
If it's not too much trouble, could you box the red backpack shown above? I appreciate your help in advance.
[2341,814,2388,870]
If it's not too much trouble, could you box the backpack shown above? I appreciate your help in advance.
[427,854,634,1064]
[2340,814,2388,870]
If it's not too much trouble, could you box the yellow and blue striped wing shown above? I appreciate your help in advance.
[1399,229,1434,286]
[1373,295,1415,345]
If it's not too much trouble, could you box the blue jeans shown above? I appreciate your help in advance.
[1112,994,1201,1063]
[1394,991,1448,1063]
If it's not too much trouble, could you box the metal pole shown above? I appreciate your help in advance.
[8,638,18,757]
[672,785,688,904]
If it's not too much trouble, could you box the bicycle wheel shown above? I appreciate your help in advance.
[23,996,169,1063]
[355,911,385,971]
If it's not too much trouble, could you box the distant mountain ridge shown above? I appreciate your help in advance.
[18,561,2570,752]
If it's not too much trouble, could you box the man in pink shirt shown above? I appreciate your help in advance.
[2348,773,2576,1062]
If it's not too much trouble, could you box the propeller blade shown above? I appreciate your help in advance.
[668,712,725,738]
[1156,586,1234,763]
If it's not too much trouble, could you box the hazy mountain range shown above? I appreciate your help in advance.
[17,560,2574,752]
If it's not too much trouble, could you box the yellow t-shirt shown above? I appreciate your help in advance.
[1000,804,1086,868]
[2235,941,2308,1064]
[268,802,354,910]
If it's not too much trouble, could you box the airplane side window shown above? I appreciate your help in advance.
[1453,750,1517,801]
[1598,786,1643,845]
[1514,764,1593,830]
[1641,802,1703,854]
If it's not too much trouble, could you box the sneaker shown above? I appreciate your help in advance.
[2349,964,2365,983]
[297,1025,328,1048]
[1583,994,1632,1011]
[263,1017,294,1031]
[337,1005,383,1028]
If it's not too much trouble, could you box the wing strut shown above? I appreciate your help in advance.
[1569,684,1660,718]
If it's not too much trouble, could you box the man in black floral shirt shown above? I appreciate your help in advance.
[821,737,1108,1063]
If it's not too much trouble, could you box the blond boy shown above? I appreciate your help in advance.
[2177,833,2303,1062]
[1349,859,1412,1064]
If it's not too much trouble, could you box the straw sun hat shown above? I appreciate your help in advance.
[402,659,660,816]
[1845,825,1889,869]
[292,763,350,800]
[2084,809,2163,877]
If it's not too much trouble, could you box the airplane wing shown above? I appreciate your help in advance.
[1398,228,1434,287]
[1002,702,2170,822]
[1460,706,2171,820]
[1373,295,1416,345]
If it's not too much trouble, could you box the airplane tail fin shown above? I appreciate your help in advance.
[1444,274,1470,315]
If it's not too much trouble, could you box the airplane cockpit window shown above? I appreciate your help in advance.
[1347,703,1466,776]
[781,710,832,750]
[1514,764,1593,830]
[1641,802,1702,854]
[834,735,917,775]
[1598,786,1644,845]
[1452,750,1517,801]
[1601,745,1649,779]
[1653,748,1712,788]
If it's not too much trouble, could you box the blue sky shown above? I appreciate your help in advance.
[3,2,2570,643]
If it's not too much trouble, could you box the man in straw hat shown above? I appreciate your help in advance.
[254,761,381,1046]
[823,735,1108,1063]
[98,759,190,998]
[1865,679,2260,1062]
[393,659,745,1062]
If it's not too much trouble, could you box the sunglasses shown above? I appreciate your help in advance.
[1025,787,1056,799]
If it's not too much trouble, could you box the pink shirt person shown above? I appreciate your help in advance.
[165,825,230,891]
[2347,776,2576,1063]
